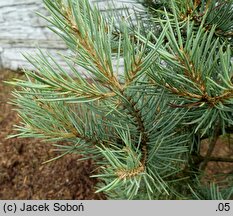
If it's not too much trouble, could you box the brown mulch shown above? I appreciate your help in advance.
[200,136,233,187]
[0,69,104,200]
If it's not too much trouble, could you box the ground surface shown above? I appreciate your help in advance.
[0,69,104,199]
[0,69,232,199]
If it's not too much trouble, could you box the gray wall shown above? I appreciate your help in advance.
[0,0,132,71]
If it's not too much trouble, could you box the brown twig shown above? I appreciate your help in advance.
[121,92,149,167]
[200,123,221,170]
[199,155,233,163]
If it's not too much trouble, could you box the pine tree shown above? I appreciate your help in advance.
[8,0,233,199]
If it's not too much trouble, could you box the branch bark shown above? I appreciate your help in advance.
[198,155,233,163]
[200,123,221,170]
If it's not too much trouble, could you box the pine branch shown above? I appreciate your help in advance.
[64,7,123,91]
[121,92,148,167]
[8,0,233,199]
[196,1,227,19]
[163,48,233,108]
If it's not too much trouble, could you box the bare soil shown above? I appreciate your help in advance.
[0,69,104,199]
